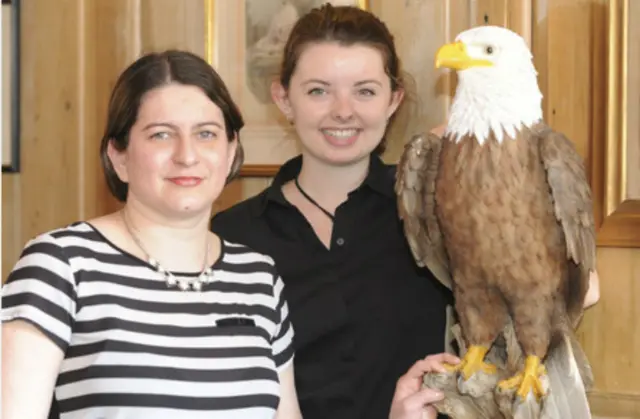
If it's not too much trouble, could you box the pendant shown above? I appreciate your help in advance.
[155,261,212,291]
[199,268,213,284]
[165,274,178,287]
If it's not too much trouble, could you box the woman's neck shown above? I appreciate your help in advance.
[121,199,213,271]
[295,153,371,212]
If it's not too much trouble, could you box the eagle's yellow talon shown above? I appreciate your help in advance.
[498,355,547,400]
[444,344,495,380]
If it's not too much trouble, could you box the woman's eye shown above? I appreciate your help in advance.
[199,130,217,140]
[150,132,170,140]
[307,87,326,96]
[358,88,376,96]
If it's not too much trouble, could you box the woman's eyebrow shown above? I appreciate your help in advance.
[301,79,330,86]
[142,121,223,131]
[354,80,382,87]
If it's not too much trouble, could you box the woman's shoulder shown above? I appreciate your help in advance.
[212,191,265,225]
[210,189,271,245]
[19,221,116,268]
[23,221,97,249]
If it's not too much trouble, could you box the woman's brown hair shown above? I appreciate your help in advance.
[279,4,415,155]
[99,49,244,202]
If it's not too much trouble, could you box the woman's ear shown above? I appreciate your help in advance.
[225,136,244,184]
[107,140,129,183]
[387,88,405,119]
[271,80,293,122]
[226,136,238,173]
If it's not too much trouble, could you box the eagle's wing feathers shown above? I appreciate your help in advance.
[537,126,596,324]
[395,132,452,290]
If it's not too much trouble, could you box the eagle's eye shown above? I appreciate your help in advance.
[485,46,494,55]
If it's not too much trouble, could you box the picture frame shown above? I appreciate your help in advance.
[1,0,19,173]
[595,0,640,247]
[205,0,369,177]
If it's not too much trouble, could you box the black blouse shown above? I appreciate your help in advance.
[211,154,452,419]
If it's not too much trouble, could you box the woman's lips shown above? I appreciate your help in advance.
[321,128,361,147]
[167,177,203,186]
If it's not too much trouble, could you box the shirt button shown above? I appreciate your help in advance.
[336,238,345,246]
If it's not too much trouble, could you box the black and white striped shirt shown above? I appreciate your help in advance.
[1,222,295,419]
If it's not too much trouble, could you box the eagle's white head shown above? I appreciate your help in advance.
[435,25,543,144]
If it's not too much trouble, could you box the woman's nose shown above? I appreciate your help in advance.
[173,137,199,166]
[331,95,355,122]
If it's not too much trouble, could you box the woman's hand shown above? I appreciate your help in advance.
[583,270,600,308]
[389,352,461,419]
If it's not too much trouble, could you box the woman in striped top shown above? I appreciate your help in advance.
[2,50,302,419]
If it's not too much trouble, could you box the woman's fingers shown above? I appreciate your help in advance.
[408,353,461,375]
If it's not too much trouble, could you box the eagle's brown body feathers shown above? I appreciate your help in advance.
[435,124,581,361]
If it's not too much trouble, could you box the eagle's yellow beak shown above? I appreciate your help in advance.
[435,41,493,70]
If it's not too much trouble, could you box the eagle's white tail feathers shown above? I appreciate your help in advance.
[499,320,593,418]
[540,332,593,419]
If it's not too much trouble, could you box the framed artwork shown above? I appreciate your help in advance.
[1,0,19,172]
[205,0,369,177]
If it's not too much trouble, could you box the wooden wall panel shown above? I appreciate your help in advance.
[18,0,84,241]
[370,0,448,163]
[581,247,640,417]
[536,1,596,166]
[140,0,205,54]
[476,0,508,26]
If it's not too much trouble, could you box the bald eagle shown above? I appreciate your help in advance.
[396,25,595,414]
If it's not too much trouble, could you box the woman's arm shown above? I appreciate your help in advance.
[583,270,600,308]
[2,232,78,419]
[275,362,303,419]
[2,320,64,419]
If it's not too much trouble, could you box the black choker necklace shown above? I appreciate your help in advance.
[294,177,335,221]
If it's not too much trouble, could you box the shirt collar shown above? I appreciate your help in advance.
[252,154,396,216]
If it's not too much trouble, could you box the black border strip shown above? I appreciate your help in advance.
[2,0,20,173]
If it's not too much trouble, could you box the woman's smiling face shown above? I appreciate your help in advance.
[274,42,403,166]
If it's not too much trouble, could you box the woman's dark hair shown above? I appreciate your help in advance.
[100,49,244,202]
[279,4,405,155]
